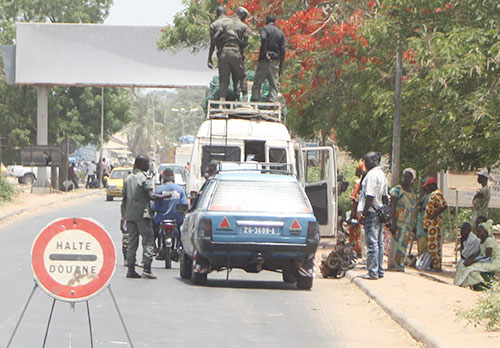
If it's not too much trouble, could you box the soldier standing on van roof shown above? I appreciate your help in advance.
[208,7,249,101]
[251,15,286,103]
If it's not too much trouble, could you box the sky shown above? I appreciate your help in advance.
[105,0,185,26]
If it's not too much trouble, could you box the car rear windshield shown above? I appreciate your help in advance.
[110,170,129,179]
[209,180,312,214]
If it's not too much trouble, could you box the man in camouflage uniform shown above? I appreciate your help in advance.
[251,15,286,102]
[208,7,249,101]
[121,155,167,279]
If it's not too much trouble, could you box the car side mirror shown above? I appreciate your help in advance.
[176,203,188,213]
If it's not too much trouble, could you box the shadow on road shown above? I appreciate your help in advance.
[175,276,303,291]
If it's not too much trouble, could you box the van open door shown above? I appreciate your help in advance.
[302,147,337,237]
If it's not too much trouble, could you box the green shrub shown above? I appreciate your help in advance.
[0,175,16,202]
[457,281,500,331]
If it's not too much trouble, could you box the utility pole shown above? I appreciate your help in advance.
[99,87,104,189]
[391,36,403,186]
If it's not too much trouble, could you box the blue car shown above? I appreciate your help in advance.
[180,170,320,289]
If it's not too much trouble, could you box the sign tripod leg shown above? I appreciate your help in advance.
[108,286,134,348]
[6,283,38,348]
[86,301,94,348]
[42,299,56,348]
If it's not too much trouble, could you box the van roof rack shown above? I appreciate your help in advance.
[207,100,282,122]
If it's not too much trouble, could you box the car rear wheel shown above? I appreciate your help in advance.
[179,251,192,279]
[106,195,113,201]
[22,174,35,186]
[282,266,298,283]
[191,271,207,285]
[296,274,313,290]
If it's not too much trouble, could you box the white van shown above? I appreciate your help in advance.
[187,101,339,237]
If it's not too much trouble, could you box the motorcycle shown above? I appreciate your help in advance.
[156,219,181,269]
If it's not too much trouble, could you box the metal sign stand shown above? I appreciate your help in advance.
[6,282,134,348]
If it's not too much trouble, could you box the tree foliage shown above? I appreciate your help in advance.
[124,89,205,161]
[0,0,131,164]
[156,0,500,173]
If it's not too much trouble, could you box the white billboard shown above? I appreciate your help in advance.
[15,23,213,88]
[440,165,500,208]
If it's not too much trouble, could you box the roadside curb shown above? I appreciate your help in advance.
[0,189,102,222]
[346,270,446,348]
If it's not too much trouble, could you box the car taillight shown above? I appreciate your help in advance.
[199,218,212,239]
[307,221,320,242]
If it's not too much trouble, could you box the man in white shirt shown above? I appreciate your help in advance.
[357,151,388,279]
[86,161,97,188]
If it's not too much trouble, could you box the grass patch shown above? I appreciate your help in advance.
[457,281,500,331]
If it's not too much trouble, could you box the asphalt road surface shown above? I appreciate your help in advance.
[0,195,419,348]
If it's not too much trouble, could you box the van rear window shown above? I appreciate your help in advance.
[201,146,241,177]
[209,180,312,214]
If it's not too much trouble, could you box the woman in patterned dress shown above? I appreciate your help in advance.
[388,168,417,271]
[348,161,367,257]
[422,177,448,271]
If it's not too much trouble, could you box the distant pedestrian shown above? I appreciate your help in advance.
[422,177,447,272]
[472,169,491,229]
[251,15,286,102]
[348,161,367,258]
[415,176,431,257]
[388,168,417,271]
[68,163,79,189]
[357,151,389,280]
[85,161,97,188]
[121,155,168,279]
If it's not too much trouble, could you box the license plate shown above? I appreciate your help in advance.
[239,226,278,235]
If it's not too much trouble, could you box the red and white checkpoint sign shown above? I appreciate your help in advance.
[31,218,116,302]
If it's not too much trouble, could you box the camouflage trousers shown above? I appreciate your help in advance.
[126,218,155,268]
[121,220,129,262]
[219,46,247,100]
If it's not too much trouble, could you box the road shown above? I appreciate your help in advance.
[0,195,420,347]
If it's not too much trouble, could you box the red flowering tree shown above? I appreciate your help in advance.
[159,0,500,172]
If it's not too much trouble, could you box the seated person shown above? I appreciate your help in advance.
[454,220,500,290]
[153,168,188,253]
[459,222,480,261]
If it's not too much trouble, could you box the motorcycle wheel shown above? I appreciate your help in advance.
[164,247,172,269]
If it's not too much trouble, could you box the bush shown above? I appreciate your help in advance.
[457,281,500,331]
[0,175,16,202]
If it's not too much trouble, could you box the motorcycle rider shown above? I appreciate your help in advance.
[153,168,188,259]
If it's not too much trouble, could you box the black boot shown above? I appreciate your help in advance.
[142,262,157,279]
[126,265,141,278]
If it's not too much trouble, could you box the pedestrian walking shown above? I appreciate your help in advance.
[472,169,491,229]
[357,151,389,280]
[422,177,448,272]
[388,168,417,271]
[251,15,286,102]
[121,155,168,279]
[68,163,79,189]
[85,161,97,188]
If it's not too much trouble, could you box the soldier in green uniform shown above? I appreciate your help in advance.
[208,7,249,101]
[251,15,286,102]
[232,7,250,102]
[121,155,167,279]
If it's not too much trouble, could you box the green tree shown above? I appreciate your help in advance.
[0,0,131,164]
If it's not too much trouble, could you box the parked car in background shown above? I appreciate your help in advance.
[106,167,132,201]
[6,165,52,185]
[180,166,320,289]
[155,163,188,187]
